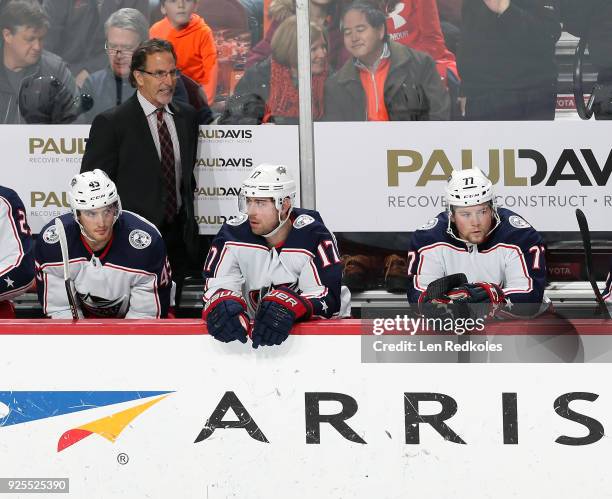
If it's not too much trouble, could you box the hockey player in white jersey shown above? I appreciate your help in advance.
[35,170,172,318]
[407,167,548,317]
[0,186,35,318]
[203,164,350,348]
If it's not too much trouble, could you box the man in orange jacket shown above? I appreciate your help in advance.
[150,0,218,102]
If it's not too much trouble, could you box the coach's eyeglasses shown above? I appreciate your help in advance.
[138,69,180,80]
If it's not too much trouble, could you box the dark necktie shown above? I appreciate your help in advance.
[156,108,177,223]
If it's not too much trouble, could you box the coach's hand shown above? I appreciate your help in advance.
[252,287,312,348]
[203,290,250,343]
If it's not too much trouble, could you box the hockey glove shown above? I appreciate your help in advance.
[447,282,506,319]
[418,273,470,319]
[202,290,250,343]
[252,287,313,348]
[447,282,505,304]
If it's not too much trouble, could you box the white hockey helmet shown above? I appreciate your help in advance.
[68,169,122,222]
[238,163,296,214]
[445,167,493,207]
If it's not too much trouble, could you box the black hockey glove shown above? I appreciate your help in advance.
[418,273,470,319]
[447,282,506,319]
[447,282,506,305]
[202,290,250,343]
[252,287,312,349]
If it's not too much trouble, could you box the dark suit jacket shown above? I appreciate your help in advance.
[80,93,200,260]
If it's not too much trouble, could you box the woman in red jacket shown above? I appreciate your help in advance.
[231,16,329,124]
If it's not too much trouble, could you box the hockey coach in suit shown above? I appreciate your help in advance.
[80,38,200,303]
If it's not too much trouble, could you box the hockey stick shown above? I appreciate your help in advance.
[575,209,611,319]
[424,273,468,300]
[54,218,82,320]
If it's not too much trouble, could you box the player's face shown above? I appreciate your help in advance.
[246,197,280,236]
[451,203,494,244]
[133,50,177,108]
[106,27,141,79]
[342,10,384,65]
[78,206,117,249]
[161,0,198,29]
[2,25,46,69]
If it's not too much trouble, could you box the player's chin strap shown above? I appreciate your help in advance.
[262,207,293,238]
[77,222,97,243]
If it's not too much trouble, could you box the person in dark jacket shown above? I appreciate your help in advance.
[324,1,449,121]
[0,0,78,124]
[42,0,107,87]
[457,0,561,120]
[231,15,328,124]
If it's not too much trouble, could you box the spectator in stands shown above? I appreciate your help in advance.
[229,16,328,124]
[457,0,561,120]
[42,0,107,88]
[0,0,79,124]
[374,0,458,86]
[82,9,211,124]
[150,0,218,103]
[247,0,348,71]
[81,8,150,123]
[324,1,449,121]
